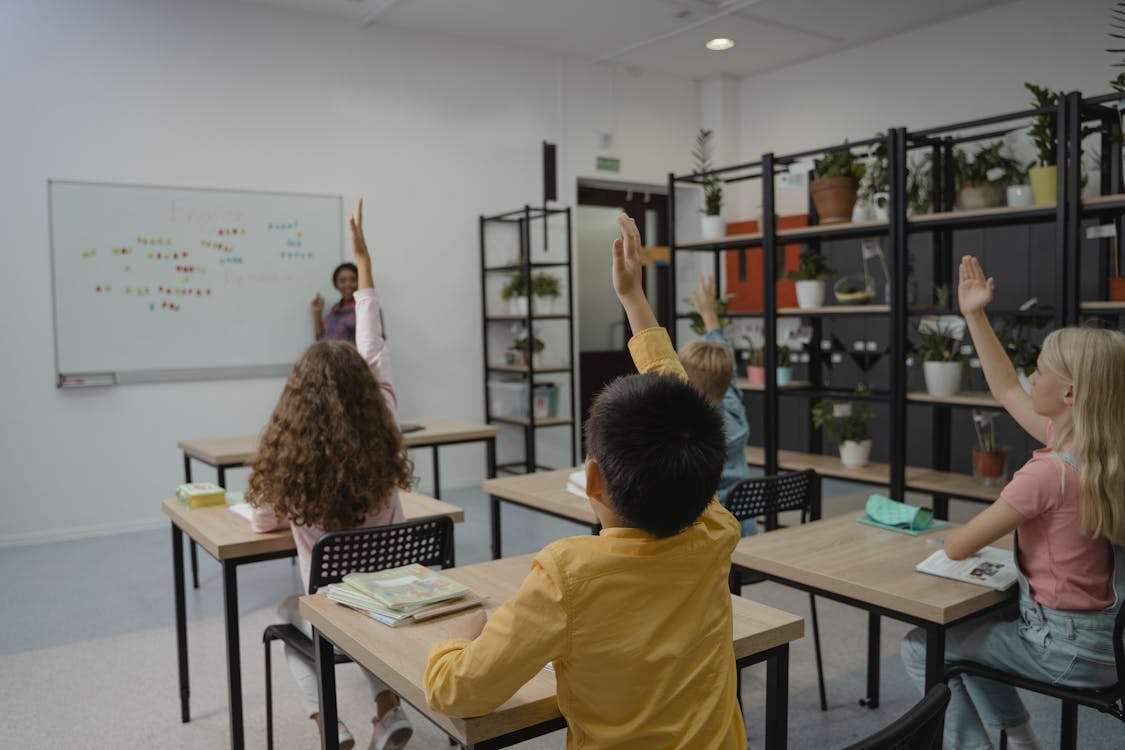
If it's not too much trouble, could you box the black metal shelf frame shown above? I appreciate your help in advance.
[668,89,1125,517]
[479,205,577,475]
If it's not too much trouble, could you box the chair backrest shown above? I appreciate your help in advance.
[724,469,818,531]
[841,683,951,750]
[306,514,455,594]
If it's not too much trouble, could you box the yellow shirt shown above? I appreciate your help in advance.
[424,328,746,749]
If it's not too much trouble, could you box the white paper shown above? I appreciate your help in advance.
[916,546,1017,590]
[227,502,253,521]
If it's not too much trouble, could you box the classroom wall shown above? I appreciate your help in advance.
[0,0,699,545]
[736,0,1111,214]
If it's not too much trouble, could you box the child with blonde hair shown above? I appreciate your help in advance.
[680,275,754,535]
[901,255,1125,750]
[248,199,415,750]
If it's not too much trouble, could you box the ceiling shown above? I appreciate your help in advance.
[239,0,1015,79]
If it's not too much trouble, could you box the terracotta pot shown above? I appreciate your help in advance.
[1110,277,1125,302]
[810,177,859,224]
[957,184,1004,211]
[973,448,1008,486]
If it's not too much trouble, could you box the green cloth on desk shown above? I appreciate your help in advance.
[858,494,950,535]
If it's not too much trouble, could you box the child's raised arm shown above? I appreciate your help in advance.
[690,276,722,334]
[350,198,396,410]
[613,213,658,334]
[349,198,374,291]
[958,255,1046,444]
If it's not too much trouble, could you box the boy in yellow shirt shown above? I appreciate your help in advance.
[423,214,746,749]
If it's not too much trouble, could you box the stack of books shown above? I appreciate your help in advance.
[325,563,481,627]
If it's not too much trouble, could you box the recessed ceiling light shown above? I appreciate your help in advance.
[706,38,735,52]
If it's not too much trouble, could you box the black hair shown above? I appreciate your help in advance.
[332,262,358,286]
[584,372,725,537]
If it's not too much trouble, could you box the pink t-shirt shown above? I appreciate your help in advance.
[1000,423,1114,611]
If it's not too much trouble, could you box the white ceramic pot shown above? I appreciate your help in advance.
[508,296,529,316]
[795,279,826,309]
[701,214,727,240]
[839,439,872,469]
[532,295,555,315]
[833,402,853,417]
[851,202,872,222]
[1083,168,1101,199]
[872,192,890,220]
[923,360,963,396]
[1006,184,1033,207]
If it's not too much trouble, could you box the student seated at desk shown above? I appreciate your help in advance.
[681,275,755,536]
[901,256,1125,750]
[248,199,415,750]
[424,214,747,749]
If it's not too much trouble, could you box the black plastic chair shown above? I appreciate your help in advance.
[945,590,1125,750]
[725,469,828,710]
[841,683,951,750]
[264,515,456,750]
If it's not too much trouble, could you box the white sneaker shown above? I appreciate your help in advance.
[368,705,412,750]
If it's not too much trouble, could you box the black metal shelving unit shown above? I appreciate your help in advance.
[668,90,1125,519]
[479,205,577,475]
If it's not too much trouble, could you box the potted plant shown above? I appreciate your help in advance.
[906,152,933,216]
[501,272,529,315]
[511,327,545,367]
[996,315,1047,392]
[953,141,1024,210]
[776,345,793,386]
[857,137,889,220]
[530,272,561,314]
[915,316,967,396]
[1023,83,1098,204]
[810,147,866,224]
[745,343,766,385]
[786,249,836,308]
[811,396,876,468]
[971,410,1007,486]
[692,128,725,239]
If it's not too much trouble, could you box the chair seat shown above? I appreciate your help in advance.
[264,623,351,666]
[947,661,1124,717]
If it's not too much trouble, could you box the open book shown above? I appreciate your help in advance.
[915,546,1018,590]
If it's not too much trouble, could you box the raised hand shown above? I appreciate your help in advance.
[348,198,369,263]
[958,255,994,316]
[612,213,643,302]
[311,293,324,315]
[690,276,721,332]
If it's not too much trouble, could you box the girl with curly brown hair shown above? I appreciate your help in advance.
[248,199,415,750]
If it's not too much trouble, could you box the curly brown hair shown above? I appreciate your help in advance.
[246,340,414,531]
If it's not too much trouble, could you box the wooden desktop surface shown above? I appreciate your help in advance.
[177,417,501,465]
[161,492,464,561]
[731,515,1014,624]
[482,468,598,526]
[300,553,803,746]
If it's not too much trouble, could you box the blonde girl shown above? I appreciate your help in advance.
[248,199,415,750]
[901,255,1125,750]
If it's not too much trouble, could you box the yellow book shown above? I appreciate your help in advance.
[176,482,226,509]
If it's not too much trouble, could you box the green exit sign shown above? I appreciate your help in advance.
[596,156,621,172]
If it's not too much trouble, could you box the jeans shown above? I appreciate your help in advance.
[901,584,1119,750]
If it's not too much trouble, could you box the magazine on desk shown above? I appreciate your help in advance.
[915,546,1018,590]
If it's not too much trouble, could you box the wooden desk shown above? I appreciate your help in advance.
[481,468,599,559]
[163,492,464,750]
[300,554,804,750]
[731,515,1015,707]
[178,418,498,587]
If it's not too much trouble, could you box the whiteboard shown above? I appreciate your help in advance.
[49,180,343,385]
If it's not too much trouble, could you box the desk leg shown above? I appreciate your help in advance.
[859,611,881,709]
[314,629,340,750]
[486,437,496,479]
[184,454,201,590]
[490,495,502,560]
[924,625,946,691]
[432,445,442,499]
[221,561,245,750]
[764,644,789,750]
[172,523,190,723]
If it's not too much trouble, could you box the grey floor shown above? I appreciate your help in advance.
[1,480,1121,748]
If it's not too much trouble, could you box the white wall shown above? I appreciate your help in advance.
[0,0,699,545]
[736,0,1112,215]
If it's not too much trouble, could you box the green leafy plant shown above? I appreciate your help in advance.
[746,343,765,368]
[914,324,964,363]
[814,147,867,181]
[1108,2,1125,80]
[513,330,545,353]
[692,129,723,216]
[786,250,836,281]
[811,398,876,444]
[500,272,528,300]
[777,344,792,368]
[953,141,1025,188]
[858,137,888,202]
[683,293,734,336]
[530,272,560,298]
[906,153,933,215]
[995,315,1048,376]
[1024,83,1097,167]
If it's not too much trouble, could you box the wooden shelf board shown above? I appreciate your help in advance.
[1080,301,1125,311]
[491,416,573,427]
[675,231,763,249]
[778,304,890,315]
[744,447,1002,501]
[486,314,569,321]
[907,391,1000,407]
[737,379,813,391]
[1081,194,1125,209]
[488,364,571,374]
[909,203,1056,225]
[776,218,888,239]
